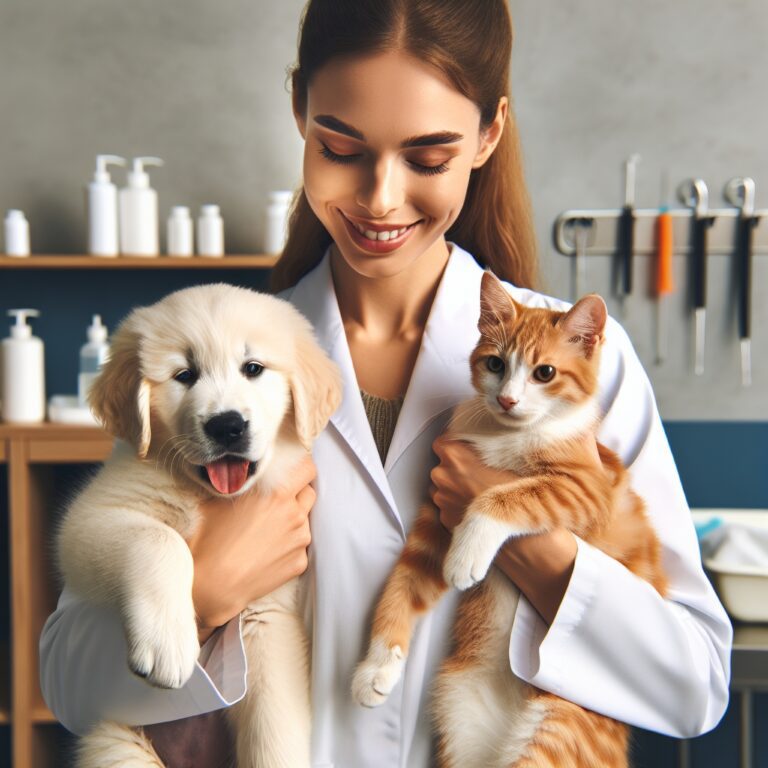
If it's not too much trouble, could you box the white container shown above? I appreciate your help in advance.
[693,509,768,622]
[167,206,194,257]
[78,314,110,407]
[197,204,224,257]
[263,190,292,254]
[119,156,163,256]
[87,154,126,257]
[2,309,45,423]
[4,209,30,257]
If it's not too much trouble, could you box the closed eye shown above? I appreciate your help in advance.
[319,143,449,176]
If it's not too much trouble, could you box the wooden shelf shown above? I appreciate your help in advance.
[0,254,278,269]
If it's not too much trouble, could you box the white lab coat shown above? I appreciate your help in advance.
[40,243,732,768]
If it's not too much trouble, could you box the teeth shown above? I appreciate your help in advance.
[351,218,410,241]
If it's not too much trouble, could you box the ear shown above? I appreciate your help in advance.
[289,332,342,451]
[557,294,607,359]
[479,270,517,334]
[472,96,508,169]
[88,318,152,458]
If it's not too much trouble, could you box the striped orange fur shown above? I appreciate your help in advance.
[353,271,667,766]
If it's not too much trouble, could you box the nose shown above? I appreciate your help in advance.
[204,411,249,450]
[355,157,404,218]
[497,395,518,412]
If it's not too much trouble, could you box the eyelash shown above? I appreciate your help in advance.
[318,144,449,176]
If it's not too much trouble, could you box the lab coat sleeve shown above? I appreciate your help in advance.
[507,317,732,738]
[39,587,248,736]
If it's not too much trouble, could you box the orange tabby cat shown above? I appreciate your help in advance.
[352,271,668,768]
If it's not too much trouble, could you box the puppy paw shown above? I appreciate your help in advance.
[125,601,200,689]
[352,640,405,708]
[443,515,514,591]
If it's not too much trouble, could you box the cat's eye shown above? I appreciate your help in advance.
[243,361,264,379]
[486,356,505,374]
[533,365,556,383]
[174,368,197,385]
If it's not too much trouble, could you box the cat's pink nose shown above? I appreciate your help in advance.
[497,395,518,412]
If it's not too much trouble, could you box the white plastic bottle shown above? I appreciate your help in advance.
[87,154,126,257]
[4,210,30,257]
[2,309,45,423]
[167,206,194,257]
[197,204,224,257]
[263,190,293,254]
[119,156,163,256]
[78,315,110,408]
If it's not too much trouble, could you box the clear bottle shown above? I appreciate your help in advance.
[4,209,31,257]
[263,190,293,254]
[2,309,45,423]
[197,204,224,257]
[87,154,126,257]
[119,156,163,256]
[167,206,194,257]
[78,315,110,408]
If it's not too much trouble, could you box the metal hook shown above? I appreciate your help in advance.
[677,178,709,217]
[724,177,756,217]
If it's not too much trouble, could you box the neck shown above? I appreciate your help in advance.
[330,239,451,340]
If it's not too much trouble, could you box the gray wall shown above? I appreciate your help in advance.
[1,0,766,420]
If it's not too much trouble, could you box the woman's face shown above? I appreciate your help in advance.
[294,50,505,280]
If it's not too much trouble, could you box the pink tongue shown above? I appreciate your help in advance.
[205,458,250,494]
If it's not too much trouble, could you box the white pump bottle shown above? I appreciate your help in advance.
[119,156,163,256]
[88,154,126,257]
[78,315,110,407]
[2,309,46,423]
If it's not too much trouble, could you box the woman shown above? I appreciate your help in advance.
[40,1,731,765]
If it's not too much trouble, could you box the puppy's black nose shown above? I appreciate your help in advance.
[204,411,249,449]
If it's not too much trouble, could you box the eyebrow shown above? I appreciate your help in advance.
[314,114,463,148]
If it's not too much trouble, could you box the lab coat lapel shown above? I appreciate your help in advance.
[287,253,401,527]
[383,245,482,473]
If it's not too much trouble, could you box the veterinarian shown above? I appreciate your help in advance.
[40,1,732,765]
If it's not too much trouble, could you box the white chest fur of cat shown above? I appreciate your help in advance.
[56,284,341,768]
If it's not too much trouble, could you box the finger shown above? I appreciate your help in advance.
[289,454,318,491]
[296,483,317,510]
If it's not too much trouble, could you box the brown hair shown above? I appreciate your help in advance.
[271,0,538,292]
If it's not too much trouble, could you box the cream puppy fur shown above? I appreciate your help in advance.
[57,284,341,768]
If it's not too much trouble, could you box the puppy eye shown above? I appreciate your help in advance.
[174,368,197,385]
[533,365,556,383]
[243,361,264,378]
[486,356,505,374]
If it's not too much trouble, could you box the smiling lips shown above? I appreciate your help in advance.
[341,211,420,253]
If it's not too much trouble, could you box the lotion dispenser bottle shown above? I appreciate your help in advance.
[119,156,163,256]
[78,315,110,407]
[88,154,126,257]
[2,309,45,423]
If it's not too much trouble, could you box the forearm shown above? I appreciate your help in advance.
[495,528,577,625]
[40,589,246,735]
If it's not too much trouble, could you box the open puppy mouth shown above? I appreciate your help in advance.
[198,455,257,495]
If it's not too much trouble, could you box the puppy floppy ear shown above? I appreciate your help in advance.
[289,332,342,451]
[88,317,152,458]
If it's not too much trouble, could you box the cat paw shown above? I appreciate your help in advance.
[443,515,513,590]
[352,640,405,708]
[125,600,200,689]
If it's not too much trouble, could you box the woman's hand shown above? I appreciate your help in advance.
[187,454,317,642]
[430,434,587,625]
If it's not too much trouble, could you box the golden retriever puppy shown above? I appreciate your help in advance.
[57,284,341,768]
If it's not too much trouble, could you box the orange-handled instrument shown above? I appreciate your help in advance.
[655,176,675,364]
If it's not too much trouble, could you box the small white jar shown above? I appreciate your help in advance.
[263,190,292,254]
[167,206,194,257]
[4,209,30,257]
[197,204,224,257]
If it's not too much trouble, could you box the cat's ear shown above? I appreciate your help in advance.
[558,294,607,359]
[479,270,517,333]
